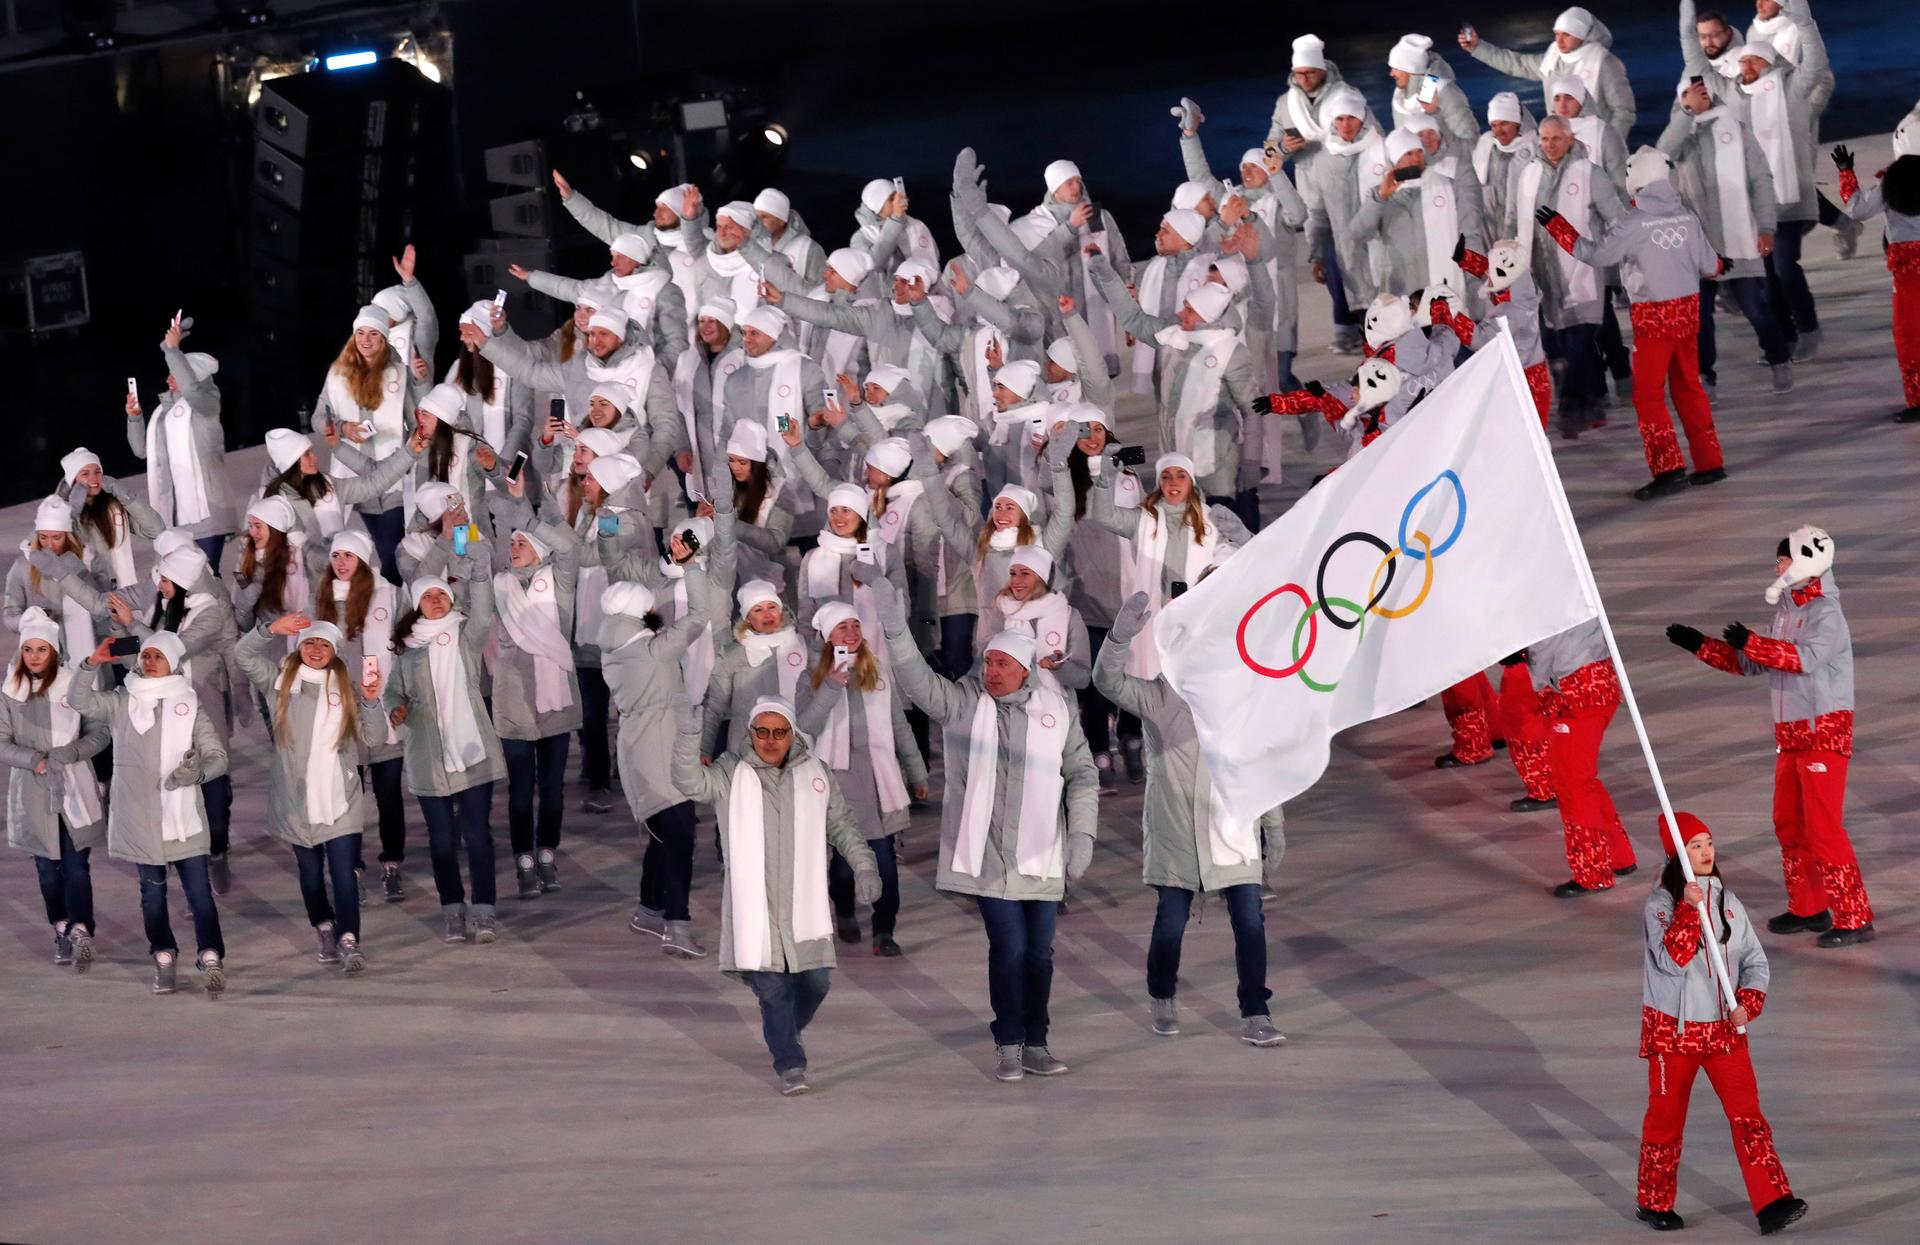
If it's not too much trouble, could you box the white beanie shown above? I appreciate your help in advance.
[1487,91,1523,125]
[590,381,636,414]
[329,528,377,568]
[153,530,192,561]
[736,579,782,615]
[865,364,911,396]
[894,257,938,289]
[156,545,207,590]
[1046,337,1078,373]
[984,629,1036,670]
[1291,34,1327,71]
[586,453,641,495]
[716,200,757,229]
[995,360,1043,399]
[413,482,459,522]
[752,187,791,221]
[1239,147,1269,173]
[266,428,311,473]
[1185,283,1232,323]
[372,286,412,323]
[183,352,220,381]
[1043,159,1082,194]
[1208,253,1250,295]
[1738,41,1779,65]
[246,494,296,533]
[826,483,870,520]
[746,695,796,726]
[860,178,894,214]
[865,437,913,478]
[827,248,874,287]
[140,631,187,672]
[587,309,628,339]
[925,415,980,457]
[726,420,770,463]
[994,483,1039,517]
[59,447,100,484]
[1626,146,1673,196]
[351,306,391,337]
[811,600,859,639]
[33,496,72,534]
[1388,34,1432,75]
[1058,400,1108,432]
[1553,6,1594,39]
[576,428,626,459]
[740,304,789,340]
[1384,130,1425,164]
[1403,113,1440,137]
[1171,181,1210,211]
[1549,75,1588,107]
[14,606,62,651]
[576,280,618,312]
[419,382,465,424]
[654,184,693,214]
[457,299,496,336]
[673,515,716,551]
[602,580,657,619]
[408,575,451,607]
[1163,209,1205,246]
[697,297,737,330]
[296,619,345,653]
[1009,544,1055,582]
[1155,452,1197,480]
[610,232,653,264]
[1324,85,1368,122]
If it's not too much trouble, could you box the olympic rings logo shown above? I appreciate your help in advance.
[1650,226,1687,251]
[1235,470,1466,693]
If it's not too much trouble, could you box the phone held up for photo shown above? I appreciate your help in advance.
[507,451,529,482]
[1393,165,1425,183]
[108,636,143,658]
[777,413,794,434]
[1169,580,1189,600]
[549,396,566,427]
[1418,73,1442,104]
[833,645,852,672]
[1115,444,1147,469]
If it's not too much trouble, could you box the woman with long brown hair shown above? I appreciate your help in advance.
[234,616,387,974]
[260,425,422,542]
[447,299,534,482]
[5,499,109,668]
[233,496,325,640]
[1084,453,1225,691]
[712,420,792,594]
[56,448,163,591]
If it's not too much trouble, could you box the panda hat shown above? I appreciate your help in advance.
[1766,525,1834,604]
[1486,240,1530,294]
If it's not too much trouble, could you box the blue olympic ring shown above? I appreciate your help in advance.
[1397,469,1466,561]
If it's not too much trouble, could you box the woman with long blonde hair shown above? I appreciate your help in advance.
[1084,453,1223,689]
[234,615,386,974]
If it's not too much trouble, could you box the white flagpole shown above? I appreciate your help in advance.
[1492,321,1745,1026]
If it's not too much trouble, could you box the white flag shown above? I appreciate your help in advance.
[1155,328,1600,823]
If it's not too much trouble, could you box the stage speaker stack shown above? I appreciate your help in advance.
[464,138,557,332]
[241,59,453,440]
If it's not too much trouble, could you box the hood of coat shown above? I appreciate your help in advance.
[1629,179,1685,216]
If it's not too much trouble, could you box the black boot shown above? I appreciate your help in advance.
[1509,796,1558,812]
[1632,469,1690,501]
[1765,909,1832,935]
[1434,751,1485,769]
[1635,1206,1685,1231]
[1614,864,1639,877]
[1815,923,1875,948]
[1756,1195,1807,1235]
[1892,407,1920,424]
[835,911,862,944]
[1552,879,1604,898]
[1687,467,1727,487]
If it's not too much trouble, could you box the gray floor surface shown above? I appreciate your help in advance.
[3,140,1916,1244]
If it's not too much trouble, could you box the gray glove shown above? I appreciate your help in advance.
[872,577,910,636]
[162,749,201,791]
[952,147,989,215]
[906,432,940,479]
[1043,420,1077,471]
[848,557,879,587]
[1064,832,1095,881]
[1170,96,1206,132]
[854,869,883,905]
[27,549,78,580]
[1109,591,1151,643]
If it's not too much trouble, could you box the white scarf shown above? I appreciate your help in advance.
[338,577,400,745]
[805,534,890,667]
[494,564,576,714]
[966,322,1008,423]
[1286,83,1329,143]
[585,342,658,395]
[873,481,922,549]
[1739,70,1799,206]
[404,612,486,773]
[4,666,105,828]
[1516,158,1600,309]
[1568,114,1608,165]
[739,627,807,702]
[659,558,716,701]
[1120,505,1217,679]
[28,538,98,664]
[724,754,832,970]
[993,591,1075,693]
[290,664,350,827]
[127,672,199,842]
[82,501,139,588]
[570,506,621,647]
[1697,107,1761,260]
[951,684,1071,879]
[167,592,216,685]
[1152,327,1238,477]
[1749,13,1802,65]
[745,348,805,435]
[147,395,213,527]
[816,673,911,816]
[616,268,673,329]
[324,363,407,500]
[1473,130,1537,185]
[702,245,763,319]
[1538,38,1608,95]
[1136,252,1207,322]
[1416,164,1464,292]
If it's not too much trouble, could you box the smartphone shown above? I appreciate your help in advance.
[453,526,469,557]
[1084,201,1102,220]
[680,529,701,555]
[1263,138,1281,159]
[1418,74,1442,104]
[1392,166,1425,183]
[356,420,376,438]
[832,645,852,671]
[126,377,138,397]
[492,288,507,310]
[1689,74,1705,88]
[891,176,905,196]
[855,542,875,564]
[108,636,142,657]
[549,396,566,425]
[361,655,380,686]
[506,451,528,482]
[324,415,337,438]
[1169,580,1189,600]
[822,387,839,410]
[1116,444,1147,468]
[777,413,794,434]
[1283,127,1303,143]
[1027,415,1048,439]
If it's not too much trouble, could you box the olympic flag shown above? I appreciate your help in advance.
[1155,327,1601,824]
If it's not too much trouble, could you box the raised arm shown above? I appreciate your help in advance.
[672,699,730,805]
[873,578,969,723]
[233,623,286,693]
[1088,253,1162,341]
[481,327,570,392]
[1091,594,1165,720]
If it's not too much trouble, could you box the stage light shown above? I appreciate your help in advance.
[415,58,443,83]
[762,123,789,147]
[323,50,378,71]
[628,151,651,171]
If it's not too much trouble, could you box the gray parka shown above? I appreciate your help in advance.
[68,670,229,866]
[125,344,236,538]
[601,576,710,822]
[1350,155,1490,298]
[489,501,585,741]
[234,626,387,847]
[1658,103,1780,281]
[1468,25,1637,140]
[0,680,110,857]
[382,563,506,798]
[1504,147,1626,328]
[795,661,928,839]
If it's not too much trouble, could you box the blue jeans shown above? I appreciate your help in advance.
[640,800,696,920]
[576,667,612,791]
[202,774,232,857]
[939,613,977,681]
[1146,884,1272,1018]
[1324,248,1359,328]
[34,824,94,934]
[503,733,571,855]
[418,783,496,907]
[367,757,407,863]
[291,834,362,940]
[1078,627,1141,754]
[740,968,831,1073]
[193,535,227,576]
[1765,220,1818,336]
[829,833,900,938]
[363,506,406,585]
[137,856,223,958]
[1545,324,1601,417]
[975,896,1057,1046]
[1699,276,1791,380]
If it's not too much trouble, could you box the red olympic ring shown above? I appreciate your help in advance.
[1236,583,1315,679]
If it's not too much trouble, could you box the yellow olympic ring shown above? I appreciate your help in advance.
[1366,530,1434,620]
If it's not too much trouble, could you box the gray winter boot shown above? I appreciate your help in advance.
[663,921,707,958]
[314,922,340,964]
[198,951,226,998]
[1150,996,1180,1037]
[1021,1045,1070,1076]
[70,926,95,973]
[339,933,366,975]
[994,1045,1026,1082]
[53,926,73,966]
[515,856,542,900]
[629,902,666,939]
[1240,1016,1287,1047]
[152,952,177,995]
[470,905,499,945]
[443,905,469,943]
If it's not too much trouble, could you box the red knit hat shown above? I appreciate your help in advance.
[1657,811,1712,856]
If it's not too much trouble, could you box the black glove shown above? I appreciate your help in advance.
[1303,380,1326,398]
[1533,204,1560,228]
[1251,393,1276,415]
[1665,624,1704,653]
[1498,650,1528,667]
[1831,144,1853,173]
[1451,233,1466,264]
[1723,622,1751,651]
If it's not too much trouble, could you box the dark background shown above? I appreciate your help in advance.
[1,0,1912,506]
